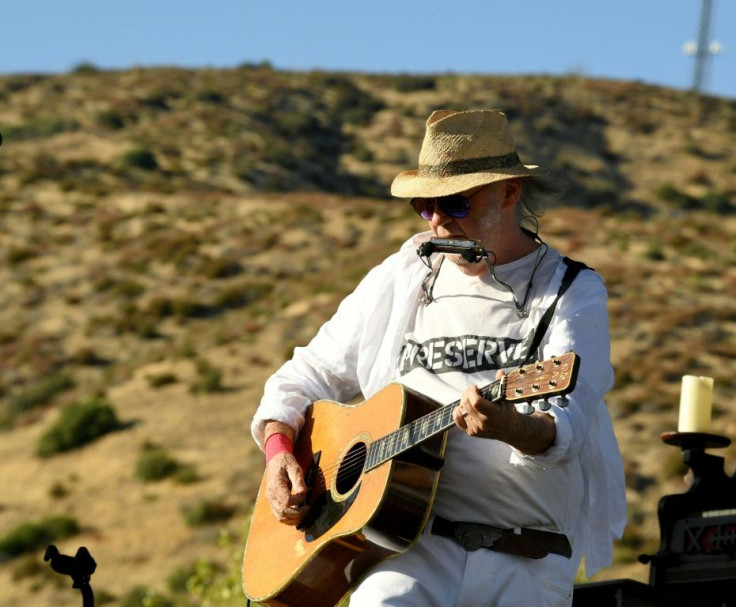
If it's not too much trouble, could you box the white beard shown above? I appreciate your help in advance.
[448,199,502,270]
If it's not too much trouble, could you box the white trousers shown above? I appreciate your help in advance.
[348,523,577,607]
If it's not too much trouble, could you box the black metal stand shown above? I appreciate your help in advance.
[574,431,736,606]
[44,545,96,607]
[637,431,736,606]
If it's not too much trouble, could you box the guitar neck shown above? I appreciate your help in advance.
[362,352,579,472]
[364,379,504,471]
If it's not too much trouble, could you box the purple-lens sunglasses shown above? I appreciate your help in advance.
[410,185,490,220]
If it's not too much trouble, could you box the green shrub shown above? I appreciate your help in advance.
[49,481,69,499]
[7,553,50,581]
[70,346,107,366]
[118,586,174,607]
[172,464,200,485]
[701,190,731,213]
[196,89,226,104]
[655,183,695,208]
[0,515,80,558]
[181,500,234,527]
[584,177,618,207]
[2,117,80,141]
[329,79,385,125]
[189,361,224,394]
[196,256,243,279]
[145,372,178,388]
[36,397,123,457]
[113,279,146,298]
[0,410,13,430]
[213,282,273,310]
[6,245,36,265]
[684,141,707,157]
[391,74,437,92]
[643,243,665,261]
[350,141,374,162]
[144,296,174,320]
[171,298,211,320]
[135,447,179,482]
[119,146,159,171]
[112,304,161,339]
[8,372,75,415]
[168,558,222,596]
[71,61,99,74]
[96,109,126,130]
[167,561,199,593]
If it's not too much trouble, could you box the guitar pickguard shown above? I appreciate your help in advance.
[300,440,366,541]
[303,486,359,542]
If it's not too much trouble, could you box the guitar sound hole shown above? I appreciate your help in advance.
[336,442,366,495]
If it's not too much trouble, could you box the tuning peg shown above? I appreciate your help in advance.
[558,395,569,408]
[537,399,551,411]
[515,402,535,415]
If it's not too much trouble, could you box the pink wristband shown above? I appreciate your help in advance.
[264,433,293,464]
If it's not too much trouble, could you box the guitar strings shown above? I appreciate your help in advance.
[308,363,565,490]
[309,404,455,488]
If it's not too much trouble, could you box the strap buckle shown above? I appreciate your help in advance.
[453,523,504,551]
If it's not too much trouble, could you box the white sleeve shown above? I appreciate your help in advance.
[250,252,406,448]
[511,269,614,467]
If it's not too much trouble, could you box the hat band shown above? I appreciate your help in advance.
[418,151,520,178]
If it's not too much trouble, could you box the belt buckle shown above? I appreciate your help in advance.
[454,523,503,551]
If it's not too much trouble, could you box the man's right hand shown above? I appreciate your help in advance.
[265,451,309,525]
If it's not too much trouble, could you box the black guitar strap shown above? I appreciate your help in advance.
[521,257,590,366]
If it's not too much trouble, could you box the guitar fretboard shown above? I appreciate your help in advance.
[363,379,504,471]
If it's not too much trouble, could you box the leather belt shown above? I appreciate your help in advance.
[431,516,572,559]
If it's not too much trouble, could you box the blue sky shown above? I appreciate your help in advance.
[2,0,735,100]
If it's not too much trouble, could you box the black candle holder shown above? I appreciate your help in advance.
[657,431,733,511]
[573,431,736,605]
[660,430,731,451]
[638,430,736,604]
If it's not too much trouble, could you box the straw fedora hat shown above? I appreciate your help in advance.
[391,109,548,199]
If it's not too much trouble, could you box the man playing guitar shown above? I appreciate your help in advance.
[247,109,626,607]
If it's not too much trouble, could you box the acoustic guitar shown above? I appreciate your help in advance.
[242,352,580,606]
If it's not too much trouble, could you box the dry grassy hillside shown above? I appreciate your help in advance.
[1,66,736,606]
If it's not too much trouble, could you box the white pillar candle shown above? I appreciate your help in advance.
[677,375,714,433]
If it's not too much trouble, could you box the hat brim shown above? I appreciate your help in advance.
[391,164,546,198]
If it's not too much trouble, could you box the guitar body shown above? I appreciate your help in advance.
[242,383,448,607]
[242,352,580,606]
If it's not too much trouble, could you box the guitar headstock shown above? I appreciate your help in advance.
[503,352,579,412]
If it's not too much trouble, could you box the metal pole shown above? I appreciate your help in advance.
[44,545,96,607]
[692,0,714,92]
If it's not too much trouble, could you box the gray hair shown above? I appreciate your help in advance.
[516,173,568,235]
